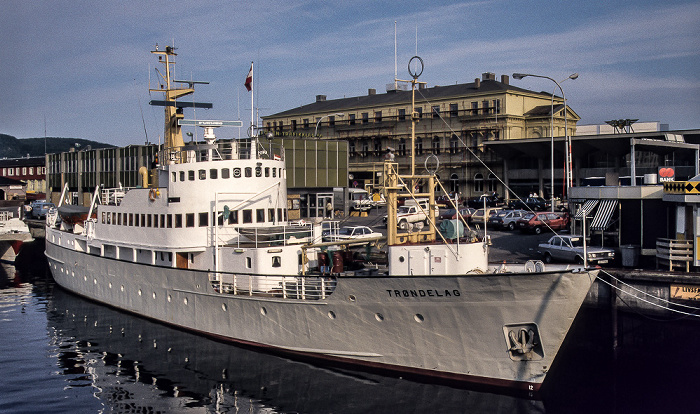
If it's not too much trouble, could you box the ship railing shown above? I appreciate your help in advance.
[100,186,133,206]
[159,140,285,165]
[223,225,314,248]
[208,272,337,300]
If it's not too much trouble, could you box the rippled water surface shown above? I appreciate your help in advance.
[1,241,699,413]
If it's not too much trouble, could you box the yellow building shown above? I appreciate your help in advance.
[263,72,579,199]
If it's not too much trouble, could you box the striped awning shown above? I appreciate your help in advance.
[574,199,599,219]
[590,199,618,231]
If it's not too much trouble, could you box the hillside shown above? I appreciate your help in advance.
[0,134,114,158]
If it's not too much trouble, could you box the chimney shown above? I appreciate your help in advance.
[316,95,327,102]
[368,88,376,95]
[501,74,509,85]
[474,78,480,89]
[482,72,495,81]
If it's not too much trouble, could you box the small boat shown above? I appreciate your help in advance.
[0,209,33,263]
[45,45,597,393]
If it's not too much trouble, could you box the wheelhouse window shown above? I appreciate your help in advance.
[186,213,195,227]
[272,256,281,267]
[242,209,252,224]
[228,210,238,225]
[199,212,208,227]
[256,209,265,223]
[175,214,182,228]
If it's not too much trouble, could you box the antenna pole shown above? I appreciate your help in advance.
[394,21,398,88]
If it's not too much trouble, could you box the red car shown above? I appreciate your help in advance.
[516,212,569,234]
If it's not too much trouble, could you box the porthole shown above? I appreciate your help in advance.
[260,307,267,315]
[348,295,356,302]
[399,256,405,263]
[328,311,336,319]
[375,313,384,322]
[414,314,424,323]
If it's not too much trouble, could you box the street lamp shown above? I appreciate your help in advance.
[512,72,578,209]
[314,113,344,137]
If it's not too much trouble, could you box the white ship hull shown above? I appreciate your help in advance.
[46,231,595,392]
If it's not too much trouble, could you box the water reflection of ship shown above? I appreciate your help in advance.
[47,287,544,413]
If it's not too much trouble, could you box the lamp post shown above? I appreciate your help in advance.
[512,73,578,209]
[314,113,344,137]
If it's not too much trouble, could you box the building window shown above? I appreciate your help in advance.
[398,108,406,121]
[432,136,441,154]
[432,105,440,118]
[415,138,423,156]
[349,141,356,156]
[398,138,406,156]
[450,104,458,117]
[349,114,356,125]
[482,100,490,114]
[362,113,369,124]
[374,111,382,122]
[329,116,336,127]
[474,173,484,193]
[449,135,460,154]
[415,107,423,118]
[488,173,497,192]
[374,138,382,156]
[471,101,478,115]
[291,120,297,131]
[361,141,369,157]
[303,119,309,129]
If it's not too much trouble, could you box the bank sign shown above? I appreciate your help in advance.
[658,166,676,182]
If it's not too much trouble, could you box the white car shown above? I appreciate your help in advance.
[538,235,615,265]
[324,226,382,244]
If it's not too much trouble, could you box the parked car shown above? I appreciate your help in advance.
[452,207,476,222]
[538,235,615,265]
[470,207,504,225]
[439,208,459,221]
[466,193,504,209]
[516,212,569,234]
[31,201,55,219]
[509,197,549,211]
[324,225,382,243]
[487,209,527,230]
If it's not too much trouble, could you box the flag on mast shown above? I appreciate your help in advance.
[244,63,253,91]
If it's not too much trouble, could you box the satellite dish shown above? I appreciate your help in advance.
[223,205,230,220]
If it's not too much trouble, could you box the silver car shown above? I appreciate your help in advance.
[538,235,615,265]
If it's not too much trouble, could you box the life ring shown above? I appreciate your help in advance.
[148,188,157,202]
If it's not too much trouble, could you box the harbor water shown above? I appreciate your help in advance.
[1,239,699,414]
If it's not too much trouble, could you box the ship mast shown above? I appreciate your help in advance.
[385,56,436,245]
[149,45,211,160]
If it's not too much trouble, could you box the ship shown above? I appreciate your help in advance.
[45,45,598,393]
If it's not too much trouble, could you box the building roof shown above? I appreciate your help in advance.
[265,78,549,118]
[0,156,45,168]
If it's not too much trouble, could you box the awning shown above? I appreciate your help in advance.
[590,199,618,231]
[574,199,599,219]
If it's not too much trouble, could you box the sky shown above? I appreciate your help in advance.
[1,0,699,148]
